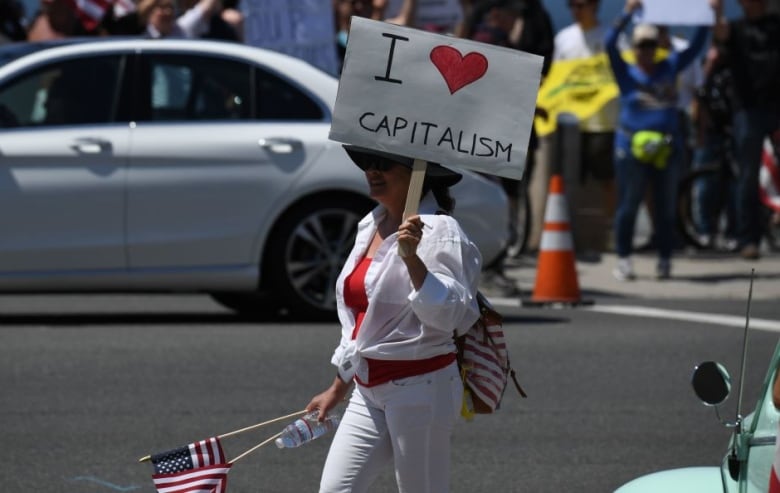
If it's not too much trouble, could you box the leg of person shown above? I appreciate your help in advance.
[319,387,394,493]
[732,108,770,259]
[691,128,725,247]
[378,363,463,493]
[613,148,650,280]
[583,131,618,226]
[652,149,682,279]
[502,177,521,257]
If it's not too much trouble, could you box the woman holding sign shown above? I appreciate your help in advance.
[305,145,481,493]
[606,0,708,281]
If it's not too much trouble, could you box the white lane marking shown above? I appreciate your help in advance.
[489,297,523,307]
[586,305,780,332]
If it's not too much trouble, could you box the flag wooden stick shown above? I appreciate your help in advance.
[217,409,307,439]
[137,409,307,463]
[228,431,283,465]
[398,159,427,257]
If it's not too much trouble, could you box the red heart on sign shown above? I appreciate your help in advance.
[429,46,489,94]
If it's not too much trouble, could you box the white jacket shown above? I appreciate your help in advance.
[331,194,482,383]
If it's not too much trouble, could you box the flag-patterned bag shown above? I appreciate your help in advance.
[455,292,526,419]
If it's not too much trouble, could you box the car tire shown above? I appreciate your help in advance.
[263,195,374,321]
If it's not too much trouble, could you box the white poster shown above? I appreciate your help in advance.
[329,17,543,180]
[243,0,339,76]
[636,0,715,26]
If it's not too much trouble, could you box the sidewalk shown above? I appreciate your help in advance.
[492,250,780,301]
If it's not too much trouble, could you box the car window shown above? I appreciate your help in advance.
[0,55,122,128]
[254,67,323,121]
[140,54,251,122]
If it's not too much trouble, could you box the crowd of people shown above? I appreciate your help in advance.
[1,0,778,280]
[0,0,243,41]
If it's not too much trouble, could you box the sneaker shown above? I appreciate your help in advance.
[612,257,635,282]
[696,234,714,250]
[740,243,760,260]
[656,259,671,280]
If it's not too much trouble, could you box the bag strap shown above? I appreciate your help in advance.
[509,368,528,398]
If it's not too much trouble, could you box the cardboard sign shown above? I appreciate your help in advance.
[243,0,339,76]
[635,0,714,26]
[329,17,544,180]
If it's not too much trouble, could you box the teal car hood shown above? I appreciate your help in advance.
[614,467,722,493]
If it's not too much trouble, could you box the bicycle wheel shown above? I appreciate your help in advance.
[677,165,731,250]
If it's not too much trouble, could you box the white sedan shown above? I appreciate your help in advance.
[0,39,508,319]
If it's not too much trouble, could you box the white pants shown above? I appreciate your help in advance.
[319,362,463,493]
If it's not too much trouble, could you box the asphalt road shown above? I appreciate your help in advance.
[1,294,778,493]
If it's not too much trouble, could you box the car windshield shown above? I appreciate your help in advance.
[740,341,780,492]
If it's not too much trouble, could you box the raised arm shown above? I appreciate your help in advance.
[673,25,710,74]
[605,1,638,89]
[710,0,730,43]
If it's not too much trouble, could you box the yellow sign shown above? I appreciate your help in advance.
[534,53,618,136]
[535,49,669,136]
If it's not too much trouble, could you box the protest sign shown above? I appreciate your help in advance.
[243,0,339,76]
[635,0,714,26]
[535,48,671,136]
[329,17,544,181]
[535,53,618,137]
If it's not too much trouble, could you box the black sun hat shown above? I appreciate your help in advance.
[343,145,463,187]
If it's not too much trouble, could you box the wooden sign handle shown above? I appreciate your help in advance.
[398,159,427,257]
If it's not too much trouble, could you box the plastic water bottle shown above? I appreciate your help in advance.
[274,411,340,449]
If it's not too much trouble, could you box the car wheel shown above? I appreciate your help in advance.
[264,195,374,320]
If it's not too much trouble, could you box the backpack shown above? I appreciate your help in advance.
[455,292,526,419]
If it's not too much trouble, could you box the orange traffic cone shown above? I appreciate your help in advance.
[528,174,585,305]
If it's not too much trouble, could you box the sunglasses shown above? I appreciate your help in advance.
[635,41,658,50]
[355,157,397,172]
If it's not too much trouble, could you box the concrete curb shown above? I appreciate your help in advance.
[495,251,780,301]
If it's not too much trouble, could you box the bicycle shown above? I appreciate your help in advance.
[676,130,780,252]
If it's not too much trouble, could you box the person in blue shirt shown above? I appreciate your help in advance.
[605,0,708,281]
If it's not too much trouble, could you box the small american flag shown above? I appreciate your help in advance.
[151,437,231,493]
[64,0,112,31]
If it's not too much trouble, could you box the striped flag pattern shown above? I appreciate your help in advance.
[64,0,112,31]
[112,0,136,18]
[461,309,509,413]
[759,136,780,213]
[151,437,231,493]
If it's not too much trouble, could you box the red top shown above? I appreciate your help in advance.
[343,255,455,387]
[344,255,372,340]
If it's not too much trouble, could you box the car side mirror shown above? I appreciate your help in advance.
[692,361,732,406]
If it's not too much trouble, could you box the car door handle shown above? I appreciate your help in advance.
[258,138,302,154]
[71,137,111,155]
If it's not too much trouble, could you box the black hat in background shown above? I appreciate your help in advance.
[342,145,463,187]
